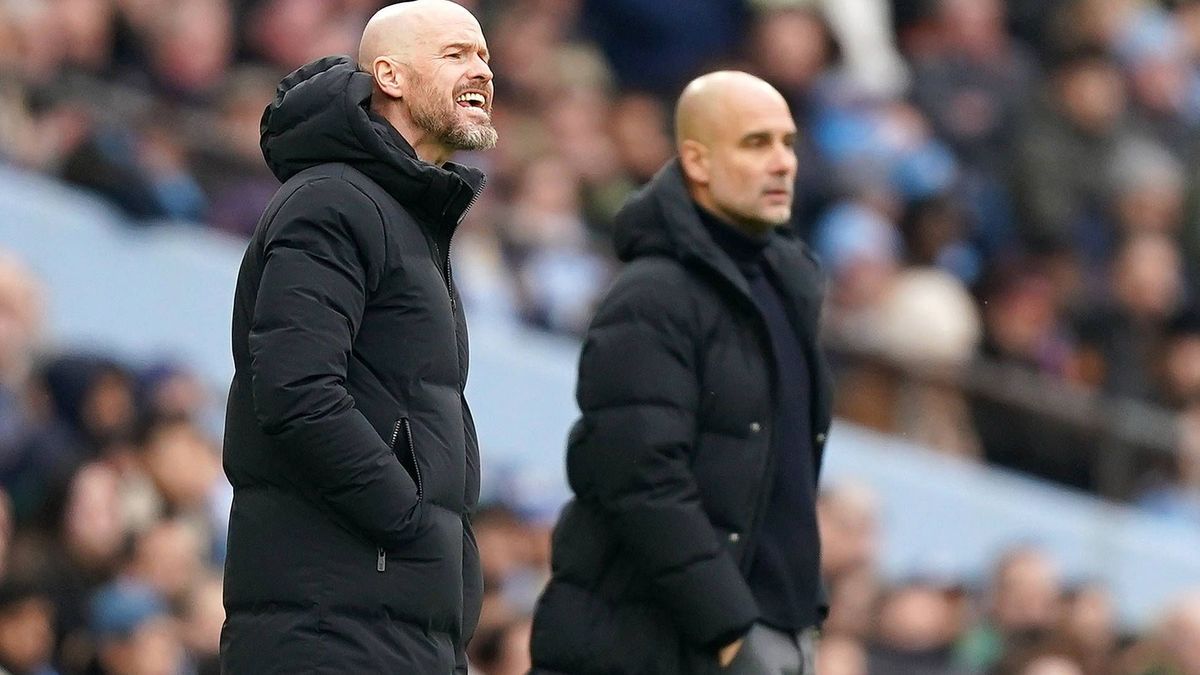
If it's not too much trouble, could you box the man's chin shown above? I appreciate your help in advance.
[447,123,499,151]
[761,208,792,227]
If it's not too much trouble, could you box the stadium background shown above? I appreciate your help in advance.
[1,0,1200,673]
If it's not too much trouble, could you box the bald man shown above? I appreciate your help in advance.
[220,2,495,672]
[530,72,832,674]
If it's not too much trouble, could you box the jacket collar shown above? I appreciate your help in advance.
[613,160,824,328]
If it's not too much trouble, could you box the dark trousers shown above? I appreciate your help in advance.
[723,624,818,675]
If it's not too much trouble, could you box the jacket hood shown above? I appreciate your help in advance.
[613,161,756,287]
[260,55,484,224]
[613,160,825,323]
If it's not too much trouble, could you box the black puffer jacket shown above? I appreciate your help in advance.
[530,162,832,674]
[220,56,485,674]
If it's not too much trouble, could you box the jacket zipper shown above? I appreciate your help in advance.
[378,418,423,573]
[442,177,487,313]
[399,418,422,499]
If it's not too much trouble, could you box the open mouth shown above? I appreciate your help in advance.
[455,92,487,109]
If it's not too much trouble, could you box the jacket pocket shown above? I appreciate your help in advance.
[390,417,423,500]
[378,418,423,573]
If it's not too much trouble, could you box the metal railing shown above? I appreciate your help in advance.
[826,343,1180,500]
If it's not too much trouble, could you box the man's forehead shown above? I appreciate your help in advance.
[430,24,487,51]
[677,74,794,145]
[720,103,796,141]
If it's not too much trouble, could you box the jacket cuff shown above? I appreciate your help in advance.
[656,553,759,647]
[707,620,755,653]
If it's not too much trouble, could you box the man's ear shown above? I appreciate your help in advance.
[372,57,406,99]
[679,139,711,186]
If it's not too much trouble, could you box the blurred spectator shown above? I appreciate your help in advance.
[194,66,284,237]
[995,643,1087,675]
[1109,137,1186,239]
[1139,592,1200,675]
[909,0,1036,177]
[844,267,984,456]
[133,414,226,564]
[819,0,910,97]
[0,252,43,418]
[0,581,57,675]
[817,481,880,585]
[874,267,981,369]
[134,364,212,424]
[898,195,980,284]
[241,0,365,72]
[89,581,185,675]
[1157,308,1200,409]
[823,567,883,642]
[473,503,526,597]
[816,193,904,353]
[469,617,533,675]
[867,580,974,675]
[1114,4,1200,154]
[497,155,612,335]
[1009,47,1133,256]
[608,92,673,186]
[1075,233,1185,400]
[39,355,137,459]
[134,0,233,102]
[977,263,1078,379]
[16,461,131,670]
[0,253,53,521]
[179,575,221,675]
[816,633,869,675]
[1054,584,1117,675]
[970,260,1097,490]
[56,0,116,76]
[749,6,841,107]
[958,546,1064,673]
[134,415,220,516]
[124,520,204,605]
[579,0,747,95]
[58,113,207,222]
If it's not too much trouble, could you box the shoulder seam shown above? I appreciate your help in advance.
[329,167,390,273]
[266,174,389,290]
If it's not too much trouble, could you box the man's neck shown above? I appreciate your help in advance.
[407,133,452,166]
[688,187,772,238]
[375,103,451,166]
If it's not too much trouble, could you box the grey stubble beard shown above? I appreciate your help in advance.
[409,75,498,152]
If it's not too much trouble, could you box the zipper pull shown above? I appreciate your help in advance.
[377,547,386,572]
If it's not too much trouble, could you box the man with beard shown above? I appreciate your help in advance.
[219,2,496,672]
[530,72,832,674]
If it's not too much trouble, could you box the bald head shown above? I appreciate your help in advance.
[357,0,496,165]
[674,71,798,235]
[358,0,481,68]
[675,71,790,147]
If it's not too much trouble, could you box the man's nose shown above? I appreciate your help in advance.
[768,143,797,175]
[468,54,493,83]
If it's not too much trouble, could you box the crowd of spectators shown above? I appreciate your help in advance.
[0,252,226,673]
[465,479,1200,675]
[0,0,1199,673]
[3,0,1199,501]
